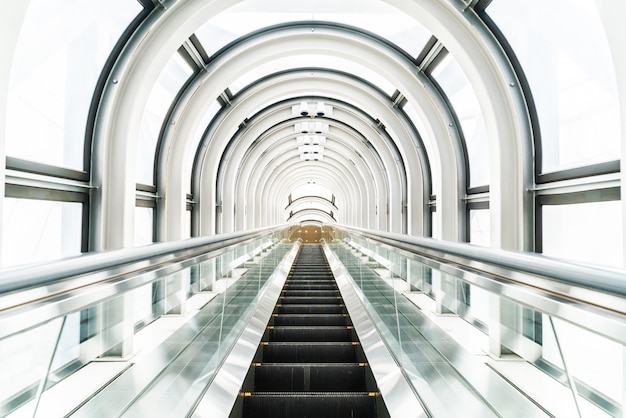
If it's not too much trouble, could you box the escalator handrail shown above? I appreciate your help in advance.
[335,225,626,302]
[0,225,286,295]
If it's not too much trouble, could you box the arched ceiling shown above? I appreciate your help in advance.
[90,0,532,249]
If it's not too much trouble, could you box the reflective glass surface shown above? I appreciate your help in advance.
[134,206,154,246]
[403,102,439,193]
[488,0,620,172]
[137,53,193,185]
[331,232,622,417]
[432,54,490,187]
[228,54,397,97]
[542,200,623,267]
[2,198,82,267]
[187,100,221,193]
[6,0,142,170]
[469,208,491,247]
[195,0,430,58]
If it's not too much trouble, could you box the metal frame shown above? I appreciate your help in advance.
[333,225,626,345]
[0,226,284,340]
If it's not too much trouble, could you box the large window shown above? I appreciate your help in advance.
[6,0,142,171]
[2,195,84,267]
[488,0,620,173]
[540,198,622,268]
[431,54,489,188]
[136,53,193,185]
[195,0,430,59]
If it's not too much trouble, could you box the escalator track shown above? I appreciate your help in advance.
[230,244,389,418]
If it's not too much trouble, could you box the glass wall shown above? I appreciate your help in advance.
[2,197,82,267]
[487,0,620,173]
[136,53,193,185]
[6,0,142,170]
[542,200,623,267]
[431,54,489,188]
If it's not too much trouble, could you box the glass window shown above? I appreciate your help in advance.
[543,316,622,405]
[136,53,193,185]
[228,54,396,97]
[487,0,620,172]
[187,100,221,193]
[6,0,142,170]
[432,54,490,187]
[291,184,333,202]
[403,102,439,193]
[196,0,430,58]
[134,206,154,246]
[1,198,82,267]
[542,200,622,267]
[431,209,439,239]
[469,208,490,247]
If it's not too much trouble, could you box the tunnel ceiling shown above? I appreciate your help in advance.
[85,0,537,243]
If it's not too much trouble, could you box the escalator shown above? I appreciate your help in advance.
[229,244,389,418]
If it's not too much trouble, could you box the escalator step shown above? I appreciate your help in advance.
[242,392,378,418]
[273,314,348,326]
[279,296,342,304]
[280,290,339,297]
[262,342,358,363]
[284,284,337,290]
[253,364,368,392]
[269,326,353,342]
[275,304,345,314]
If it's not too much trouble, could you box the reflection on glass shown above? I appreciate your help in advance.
[6,0,142,170]
[543,316,623,407]
[487,0,620,172]
[469,208,490,247]
[1,198,82,267]
[0,318,64,415]
[432,54,490,187]
[227,54,397,97]
[187,100,221,193]
[195,0,430,58]
[134,206,154,246]
[542,200,622,267]
[136,53,193,185]
[403,102,440,193]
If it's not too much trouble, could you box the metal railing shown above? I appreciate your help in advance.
[329,225,626,417]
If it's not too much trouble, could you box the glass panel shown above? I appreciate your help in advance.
[403,102,439,193]
[134,207,154,246]
[187,100,221,193]
[487,1,620,172]
[431,209,439,239]
[136,53,193,185]
[542,200,622,267]
[291,183,333,202]
[432,54,490,187]
[543,316,623,407]
[0,318,64,416]
[2,198,82,267]
[469,208,491,247]
[228,54,396,97]
[333,234,617,416]
[196,0,430,58]
[6,0,142,170]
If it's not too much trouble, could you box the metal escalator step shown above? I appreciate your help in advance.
[262,342,358,363]
[273,314,348,326]
[253,363,368,392]
[278,296,342,304]
[280,290,339,297]
[268,326,353,342]
[275,304,345,314]
[242,392,378,418]
[284,284,337,291]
